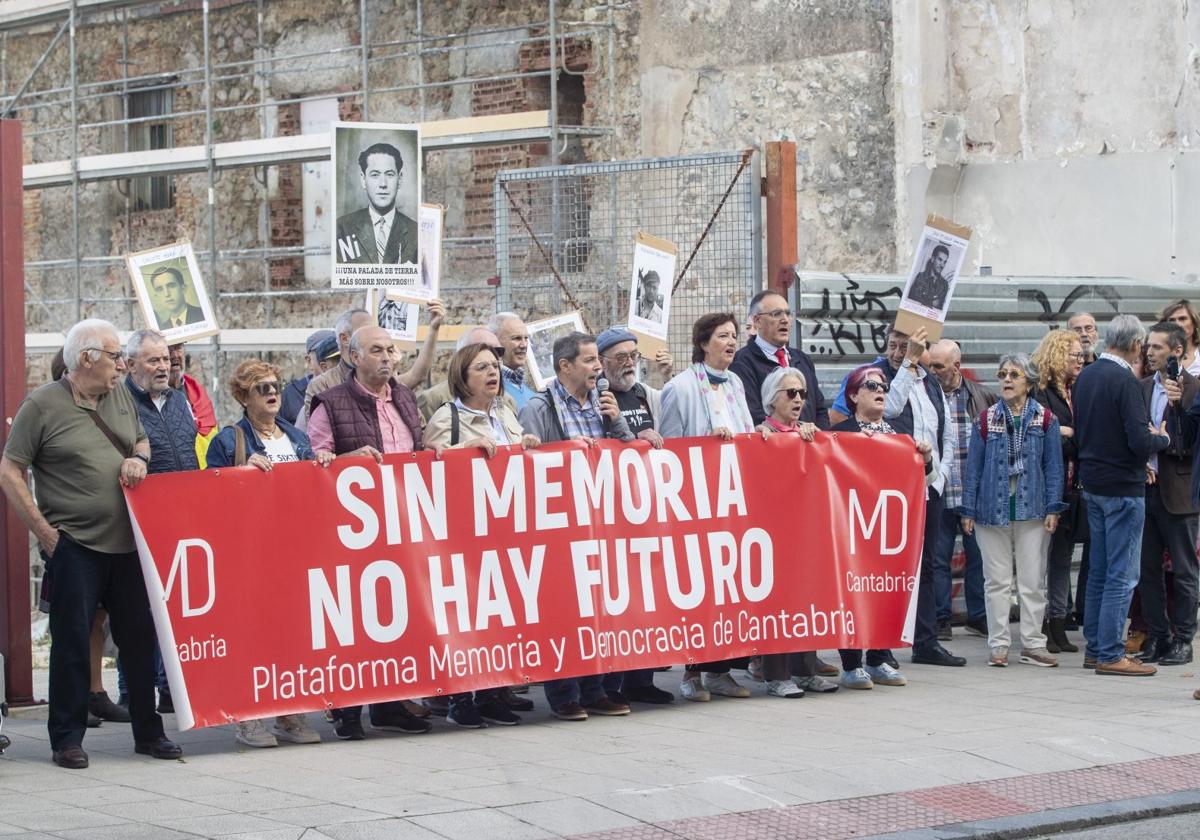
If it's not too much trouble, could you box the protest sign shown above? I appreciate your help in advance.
[126,433,926,730]
[894,215,972,342]
[525,311,586,390]
[627,232,677,353]
[126,242,219,342]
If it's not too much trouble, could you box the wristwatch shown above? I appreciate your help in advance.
[133,452,150,464]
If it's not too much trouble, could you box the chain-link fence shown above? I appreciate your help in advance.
[494,151,761,363]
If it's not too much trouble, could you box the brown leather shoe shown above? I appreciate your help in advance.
[1125,630,1147,654]
[401,699,431,719]
[584,696,631,716]
[815,657,839,677]
[52,745,89,769]
[1095,656,1156,677]
[552,702,588,721]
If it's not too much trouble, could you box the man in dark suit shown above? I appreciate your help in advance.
[729,289,828,428]
[335,142,417,266]
[1140,321,1199,666]
[150,267,203,328]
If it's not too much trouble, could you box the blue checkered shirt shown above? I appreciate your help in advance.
[551,379,605,439]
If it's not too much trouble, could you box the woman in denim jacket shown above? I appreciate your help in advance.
[960,353,1068,668]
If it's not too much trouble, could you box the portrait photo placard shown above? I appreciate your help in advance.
[126,242,219,342]
[626,231,677,354]
[525,310,586,391]
[894,214,972,343]
[391,203,443,305]
[365,287,420,349]
[331,121,422,290]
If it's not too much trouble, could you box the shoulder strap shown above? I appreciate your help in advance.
[61,378,132,458]
[234,424,247,466]
[449,402,460,447]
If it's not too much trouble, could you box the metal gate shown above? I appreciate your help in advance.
[494,151,761,362]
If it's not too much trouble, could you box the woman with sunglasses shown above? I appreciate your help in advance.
[960,353,1066,668]
[1030,329,1086,652]
[753,367,841,697]
[205,360,329,748]
[831,365,933,689]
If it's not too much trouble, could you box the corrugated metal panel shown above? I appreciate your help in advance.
[791,273,1197,394]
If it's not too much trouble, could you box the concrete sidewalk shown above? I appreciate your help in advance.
[2,633,1200,839]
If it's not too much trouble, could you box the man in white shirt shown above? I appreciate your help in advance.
[881,326,965,667]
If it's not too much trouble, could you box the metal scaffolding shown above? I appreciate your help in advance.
[0,0,617,380]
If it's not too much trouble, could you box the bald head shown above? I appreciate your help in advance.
[349,325,398,390]
[928,339,962,392]
[457,327,501,350]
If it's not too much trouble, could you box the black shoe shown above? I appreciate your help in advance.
[606,690,629,705]
[625,685,675,705]
[134,736,182,760]
[369,707,432,734]
[1138,636,1171,663]
[423,696,450,717]
[333,713,365,740]
[937,620,952,641]
[1064,615,1080,631]
[0,733,10,753]
[52,744,89,769]
[1043,619,1060,654]
[88,690,130,723]
[883,651,900,670]
[494,686,534,712]
[86,712,102,728]
[1159,640,1194,666]
[964,616,988,637]
[478,701,521,726]
[911,643,966,667]
[447,702,486,729]
[1048,618,1079,653]
[156,689,174,715]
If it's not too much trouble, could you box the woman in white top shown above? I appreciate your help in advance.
[659,312,756,702]
[1160,299,1200,376]
[424,343,540,728]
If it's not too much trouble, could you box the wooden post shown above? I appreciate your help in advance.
[764,141,798,294]
[0,118,33,706]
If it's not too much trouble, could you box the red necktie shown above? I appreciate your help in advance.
[774,347,788,367]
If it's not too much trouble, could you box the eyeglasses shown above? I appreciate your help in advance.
[861,380,889,394]
[1067,352,1085,361]
[470,361,501,373]
[757,308,792,321]
[86,348,123,362]
[253,381,282,396]
[996,370,1025,381]
[779,388,807,400]
[602,351,641,364]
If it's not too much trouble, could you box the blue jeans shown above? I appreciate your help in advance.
[544,676,606,711]
[1082,492,1146,664]
[117,646,169,699]
[933,506,985,622]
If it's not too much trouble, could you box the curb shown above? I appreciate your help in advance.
[864,789,1200,839]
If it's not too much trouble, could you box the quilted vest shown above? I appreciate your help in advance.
[125,376,200,474]
[311,375,424,455]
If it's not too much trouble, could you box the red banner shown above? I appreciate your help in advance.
[126,433,926,730]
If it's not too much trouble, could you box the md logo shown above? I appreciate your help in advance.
[163,539,216,617]
[848,489,908,556]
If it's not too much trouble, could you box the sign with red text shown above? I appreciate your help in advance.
[126,434,926,730]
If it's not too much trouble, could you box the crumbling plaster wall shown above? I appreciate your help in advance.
[894,0,1200,282]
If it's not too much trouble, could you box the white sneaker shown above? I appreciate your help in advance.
[864,663,907,686]
[702,671,751,698]
[235,719,278,748]
[795,675,840,693]
[680,675,710,702]
[766,678,805,698]
[841,668,874,690]
[273,714,321,744]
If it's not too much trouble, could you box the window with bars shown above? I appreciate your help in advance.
[128,87,174,211]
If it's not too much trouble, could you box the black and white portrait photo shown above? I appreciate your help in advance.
[627,232,677,344]
[127,242,219,342]
[331,122,421,289]
[365,287,419,344]
[899,221,969,323]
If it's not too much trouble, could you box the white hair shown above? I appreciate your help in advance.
[456,327,498,350]
[486,312,522,335]
[124,328,166,360]
[63,319,118,373]
[335,308,370,340]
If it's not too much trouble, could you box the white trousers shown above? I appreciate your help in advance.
[975,520,1051,652]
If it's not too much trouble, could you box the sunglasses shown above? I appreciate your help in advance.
[996,370,1025,381]
[253,381,282,396]
[779,388,807,400]
[862,380,889,393]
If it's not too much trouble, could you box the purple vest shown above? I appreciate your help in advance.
[311,375,424,455]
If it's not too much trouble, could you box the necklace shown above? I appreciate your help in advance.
[252,421,279,439]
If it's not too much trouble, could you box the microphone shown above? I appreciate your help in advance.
[596,376,610,394]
